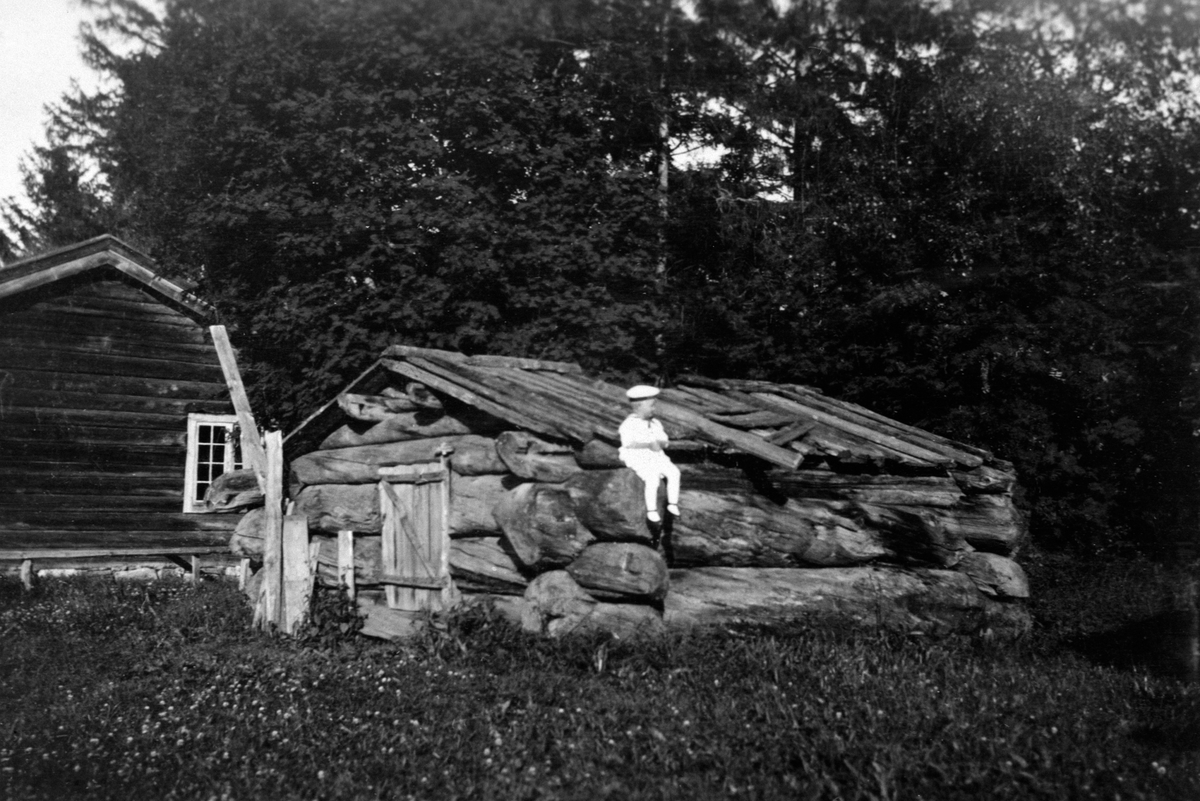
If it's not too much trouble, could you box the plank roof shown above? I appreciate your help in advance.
[286,345,1003,474]
[0,234,212,319]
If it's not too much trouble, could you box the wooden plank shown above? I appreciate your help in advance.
[767,420,817,447]
[0,494,187,512]
[650,399,804,470]
[1,321,223,357]
[381,358,566,440]
[0,367,232,401]
[379,479,403,609]
[338,530,356,600]
[708,410,800,429]
[1,307,210,343]
[463,353,582,373]
[377,574,448,590]
[495,369,624,440]
[780,384,992,462]
[0,347,226,383]
[749,392,961,468]
[0,545,230,561]
[260,431,284,630]
[1,424,187,447]
[439,360,600,442]
[281,514,311,635]
[0,334,221,367]
[209,325,267,483]
[0,406,193,431]
[0,510,237,531]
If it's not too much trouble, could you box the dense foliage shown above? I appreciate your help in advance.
[2,569,1200,800]
[3,0,1198,552]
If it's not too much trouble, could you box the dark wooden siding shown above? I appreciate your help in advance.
[0,273,238,550]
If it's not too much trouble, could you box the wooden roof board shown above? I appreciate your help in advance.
[0,235,212,320]
[284,346,1003,477]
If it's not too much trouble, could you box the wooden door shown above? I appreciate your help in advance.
[377,461,452,612]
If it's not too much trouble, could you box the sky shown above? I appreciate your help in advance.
[0,0,100,209]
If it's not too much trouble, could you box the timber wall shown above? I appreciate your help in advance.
[0,271,239,553]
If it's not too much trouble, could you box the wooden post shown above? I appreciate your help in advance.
[281,515,311,635]
[210,325,268,487]
[338,530,356,601]
[189,554,201,584]
[238,557,251,591]
[438,443,454,607]
[259,431,285,630]
[19,559,33,591]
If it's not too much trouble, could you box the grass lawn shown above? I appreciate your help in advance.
[2,553,1199,800]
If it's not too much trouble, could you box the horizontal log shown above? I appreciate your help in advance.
[566,542,669,602]
[495,431,582,483]
[494,483,595,571]
[668,490,887,568]
[0,528,232,551]
[663,567,1031,637]
[202,469,263,512]
[951,465,1018,495]
[493,585,666,640]
[3,307,211,344]
[938,495,1026,555]
[0,347,225,384]
[1,424,187,447]
[280,474,511,536]
[0,545,230,561]
[319,409,503,448]
[0,367,232,401]
[956,552,1030,599]
[0,510,237,532]
[0,492,185,512]
[766,470,963,508]
[288,435,507,491]
[0,406,191,432]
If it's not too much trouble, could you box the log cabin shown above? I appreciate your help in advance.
[244,344,1032,640]
[0,235,245,580]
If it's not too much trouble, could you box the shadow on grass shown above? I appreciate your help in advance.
[1070,608,1199,683]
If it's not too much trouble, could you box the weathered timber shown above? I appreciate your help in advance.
[3,424,187,447]
[575,439,625,469]
[202,468,264,512]
[381,357,573,440]
[319,408,505,449]
[492,370,623,441]
[783,383,994,463]
[306,532,526,594]
[493,483,595,571]
[566,542,669,602]
[840,502,968,568]
[562,469,655,543]
[653,399,803,470]
[448,536,528,594]
[491,590,666,640]
[495,431,583,483]
[939,495,1026,555]
[288,435,507,491]
[337,388,444,421]
[518,570,599,637]
[664,567,1031,637]
[951,465,1018,495]
[277,474,510,536]
[0,345,225,383]
[668,490,888,568]
[957,552,1030,599]
[0,509,236,532]
[444,361,605,443]
[765,469,963,507]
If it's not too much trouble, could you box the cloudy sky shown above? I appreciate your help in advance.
[0,0,99,208]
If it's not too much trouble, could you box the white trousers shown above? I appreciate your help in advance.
[620,451,680,513]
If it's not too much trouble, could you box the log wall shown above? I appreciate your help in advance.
[0,272,238,552]
[262,384,1031,640]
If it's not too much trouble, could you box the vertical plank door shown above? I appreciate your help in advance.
[377,461,452,612]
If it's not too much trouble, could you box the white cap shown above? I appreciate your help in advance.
[626,385,660,401]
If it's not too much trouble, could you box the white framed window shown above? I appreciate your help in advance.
[183,413,243,512]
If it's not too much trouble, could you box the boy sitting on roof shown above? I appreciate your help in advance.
[619,385,681,525]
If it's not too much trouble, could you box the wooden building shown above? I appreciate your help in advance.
[0,236,243,575]
[253,344,1031,639]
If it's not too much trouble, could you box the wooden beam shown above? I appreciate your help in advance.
[209,325,267,485]
[0,546,230,561]
[338,530,356,601]
[260,431,284,630]
[281,514,310,635]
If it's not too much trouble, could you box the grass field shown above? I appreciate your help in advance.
[2,553,1199,800]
